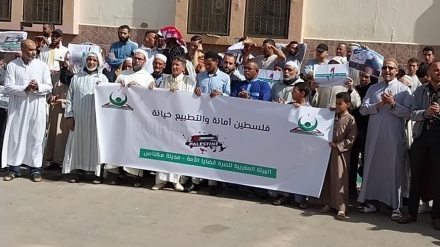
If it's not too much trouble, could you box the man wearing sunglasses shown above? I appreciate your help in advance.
[357,59,413,221]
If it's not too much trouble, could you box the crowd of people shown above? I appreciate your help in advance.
[0,23,439,230]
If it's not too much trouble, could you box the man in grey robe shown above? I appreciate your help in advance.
[357,58,413,220]
[63,52,108,183]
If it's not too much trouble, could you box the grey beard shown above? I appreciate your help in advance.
[87,65,98,71]
[133,65,143,72]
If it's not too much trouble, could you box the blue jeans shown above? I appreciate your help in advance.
[8,165,41,177]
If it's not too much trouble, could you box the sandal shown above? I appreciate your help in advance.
[336,211,347,220]
[30,173,43,182]
[320,205,330,213]
[92,177,102,184]
[272,196,290,206]
[391,209,402,221]
[3,173,17,181]
[68,174,83,183]
[358,203,378,213]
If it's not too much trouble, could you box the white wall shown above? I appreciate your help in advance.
[303,0,440,45]
[79,0,176,29]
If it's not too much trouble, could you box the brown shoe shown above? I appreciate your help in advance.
[433,219,440,230]
[397,215,416,224]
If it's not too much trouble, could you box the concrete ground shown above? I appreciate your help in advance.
[0,170,438,247]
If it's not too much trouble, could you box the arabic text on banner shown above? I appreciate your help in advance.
[95,85,334,197]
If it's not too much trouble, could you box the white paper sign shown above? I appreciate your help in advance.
[313,64,349,87]
[0,31,27,53]
[68,43,101,66]
[95,84,335,197]
[258,69,283,87]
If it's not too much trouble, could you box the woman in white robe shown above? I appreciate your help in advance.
[62,52,108,182]
[150,57,196,191]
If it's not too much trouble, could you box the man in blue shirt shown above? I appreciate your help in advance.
[230,60,271,101]
[188,51,231,195]
[194,51,231,97]
[106,25,138,82]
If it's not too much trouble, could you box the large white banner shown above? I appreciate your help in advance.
[95,84,335,197]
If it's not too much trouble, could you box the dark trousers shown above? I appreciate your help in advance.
[408,128,440,219]
[349,129,366,194]
[0,108,7,163]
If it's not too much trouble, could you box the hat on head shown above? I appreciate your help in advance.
[330,56,345,64]
[154,54,167,63]
[133,49,148,59]
[316,43,328,52]
[284,61,299,70]
[52,29,63,37]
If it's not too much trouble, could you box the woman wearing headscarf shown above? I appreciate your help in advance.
[62,52,109,183]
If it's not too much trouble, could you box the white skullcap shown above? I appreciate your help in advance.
[133,49,148,59]
[154,54,167,63]
[330,56,345,64]
[284,61,299,70]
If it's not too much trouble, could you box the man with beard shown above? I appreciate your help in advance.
[398,60,440,230]
[106,25,138,82]
[116,49,155,87]
[243,39,285,70]
[271,61,304,103]
[42,23,55,46]
[2,40,52,182]
[106,49,154,187]
[358,58,412,221]
[39,29,69,171]
[285,41,307,68]
[63,52,108,183]
[191,51,231,194]
[221,53,245,89]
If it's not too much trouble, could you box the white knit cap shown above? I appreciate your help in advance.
[284,61,299,70]
[133,49,148,59]
[154,53,167,63]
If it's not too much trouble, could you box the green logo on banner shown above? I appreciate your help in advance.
[290,114,324,136]
[102,91,133,111]
[139,148,277,179]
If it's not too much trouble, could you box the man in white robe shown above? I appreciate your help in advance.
[357,58,413,220]
[106,49,154,187]
[150,57,196,191]
[2,39,52,182]
[115,49,155,87]
[62,52,109,183]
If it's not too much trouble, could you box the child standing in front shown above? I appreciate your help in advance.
[316,92,357,220]
[272,82,311,209]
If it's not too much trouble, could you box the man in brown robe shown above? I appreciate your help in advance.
[38,29,69,170]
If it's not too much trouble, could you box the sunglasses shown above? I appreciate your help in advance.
[381,66,397,70]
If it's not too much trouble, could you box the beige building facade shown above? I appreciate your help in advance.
[0,0,439,64]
